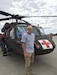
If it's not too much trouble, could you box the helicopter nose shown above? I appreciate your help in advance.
[38,39,53,50]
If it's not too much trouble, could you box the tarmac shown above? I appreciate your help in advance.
[0,36,57,75]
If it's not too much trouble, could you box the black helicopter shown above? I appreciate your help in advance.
[0,10,56,55]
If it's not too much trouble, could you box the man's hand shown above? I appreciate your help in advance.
[36,44,40,49]
[34,41,40,49]
[24,52,29,58]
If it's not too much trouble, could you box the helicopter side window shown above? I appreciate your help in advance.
[16,26,26,38]
[10,28,15,39]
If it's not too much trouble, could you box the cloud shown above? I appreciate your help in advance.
[0,0,57,34]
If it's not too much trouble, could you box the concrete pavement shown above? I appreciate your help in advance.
[0,36,57,75]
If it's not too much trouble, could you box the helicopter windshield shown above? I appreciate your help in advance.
[38,27,45,35]
[16,25,39,38]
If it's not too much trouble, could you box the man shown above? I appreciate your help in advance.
[1,34,7,56]
[21,25,39,75]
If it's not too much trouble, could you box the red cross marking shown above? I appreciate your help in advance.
[41,40,50,48]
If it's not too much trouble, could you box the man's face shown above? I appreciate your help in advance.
[27,25,33,34]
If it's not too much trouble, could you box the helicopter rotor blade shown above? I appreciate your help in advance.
[1,10,57,17]
[22,16,57,17]
[0,10,13,16]
[0,17,12,21]
[1,10,57,21]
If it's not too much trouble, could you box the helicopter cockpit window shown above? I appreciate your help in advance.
[38,27,45,35]
[32,27,39,36]
[10,28,15,39]
[16,26,26,38]
[16,25,39,38]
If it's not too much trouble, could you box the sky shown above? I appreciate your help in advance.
[0,0,57,34]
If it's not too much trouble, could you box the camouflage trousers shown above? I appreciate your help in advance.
[25,53,34,75]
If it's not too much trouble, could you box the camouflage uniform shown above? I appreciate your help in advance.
[25,53,34,75]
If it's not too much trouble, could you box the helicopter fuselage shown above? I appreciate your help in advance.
[3,22,55,55]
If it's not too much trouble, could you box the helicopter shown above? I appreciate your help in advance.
[0,10,56,55]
